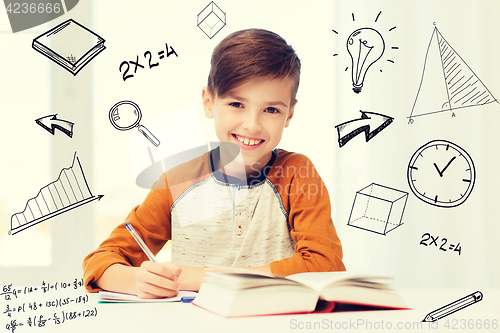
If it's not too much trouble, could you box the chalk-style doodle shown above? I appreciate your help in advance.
[2,278,97,332]
[9,152,103,235]
[32,18,106,76]
[197,1,226,39]
[333,11,398,93]
[119,42,178,81]
[422,291,483,322]
[35,114,74,138]
[109,100,161,147]
[4,0,79,33]
[347,28,385,94]
[335,110,393,147]
[407,140,475,208]
[419,232,462,255]
[347,183,408,235]
[1,278,84,301]
[408,26,498,122]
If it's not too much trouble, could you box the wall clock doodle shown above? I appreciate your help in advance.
[407,139,476,208]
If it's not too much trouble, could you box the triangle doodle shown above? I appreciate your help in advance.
[409,27,497,120]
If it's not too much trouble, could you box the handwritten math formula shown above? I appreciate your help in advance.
[119,42,178,81]
[419,232,462,255]
[1,278,97,333]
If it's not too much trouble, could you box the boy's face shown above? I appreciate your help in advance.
[203,76,296,174]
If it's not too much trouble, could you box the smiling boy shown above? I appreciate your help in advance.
[203,76,294,179]
[83,29,345,298]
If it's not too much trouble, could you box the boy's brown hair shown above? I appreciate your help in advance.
[207,29,301,103]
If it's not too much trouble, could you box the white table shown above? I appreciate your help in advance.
[2,288,499,333]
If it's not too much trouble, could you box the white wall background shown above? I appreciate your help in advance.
[0,0,498,289]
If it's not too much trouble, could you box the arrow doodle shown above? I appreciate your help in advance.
[335,111,394,147]
[35,114,74,138]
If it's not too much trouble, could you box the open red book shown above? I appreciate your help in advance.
[193,269,409,317]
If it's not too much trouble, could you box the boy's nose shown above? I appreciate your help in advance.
[242,112,262,132]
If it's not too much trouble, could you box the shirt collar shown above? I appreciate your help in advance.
[209,146,277,187]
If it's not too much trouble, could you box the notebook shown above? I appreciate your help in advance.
[32,19,105,75]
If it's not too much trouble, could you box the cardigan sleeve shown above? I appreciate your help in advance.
[82,174,173,292]
[269,152,345,276]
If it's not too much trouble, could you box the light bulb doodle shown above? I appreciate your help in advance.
[347,27,385,94]
[332,11,398,93]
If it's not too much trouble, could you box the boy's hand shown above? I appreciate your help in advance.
[178,265,206,292]
[134,261,182,299]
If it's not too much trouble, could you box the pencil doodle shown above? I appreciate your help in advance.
[347,183,408,236]
[32,19,106,76]
[109,100,161,147]
[197,1,226,39]
[419,232,462,255]
[335,110,393,147]
[408,25,498,123]
[35,114,74,138]
[4,0,80,33]
[407,140,476,208]
[333,11,398,93]
[422,291,483,322]
[119,42,178,81]
[9,152,103,235]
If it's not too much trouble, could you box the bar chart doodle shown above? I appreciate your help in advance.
[9,152,103,235]
[408,25,498,122]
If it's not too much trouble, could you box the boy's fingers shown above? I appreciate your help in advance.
[136,266,179,288]
[136,283,178,299]
[140,261,182,280]
[135,269,180,298]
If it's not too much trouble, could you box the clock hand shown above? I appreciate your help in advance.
[433,163,443,177]
[439,156,456,176]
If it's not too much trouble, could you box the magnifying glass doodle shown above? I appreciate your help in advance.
[109,100,161,147]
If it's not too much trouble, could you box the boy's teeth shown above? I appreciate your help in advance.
[236,135,261,146]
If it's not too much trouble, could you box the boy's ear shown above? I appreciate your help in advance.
[202,87,214,119]
[284,99,297,128]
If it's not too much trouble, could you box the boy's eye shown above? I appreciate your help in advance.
[265,107,280,114]
[229,102,243,108]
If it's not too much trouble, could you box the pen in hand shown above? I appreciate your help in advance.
[125,223,158,263]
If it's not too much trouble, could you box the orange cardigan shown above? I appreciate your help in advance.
[83,148,345,292]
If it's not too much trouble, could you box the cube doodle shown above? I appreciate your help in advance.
[197,2,226,39]
[347,183,408,235]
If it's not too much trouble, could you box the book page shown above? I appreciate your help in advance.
[287,272,392,293]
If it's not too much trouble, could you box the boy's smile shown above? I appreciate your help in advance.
[232,133,264,149]
[203,76,297,178]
